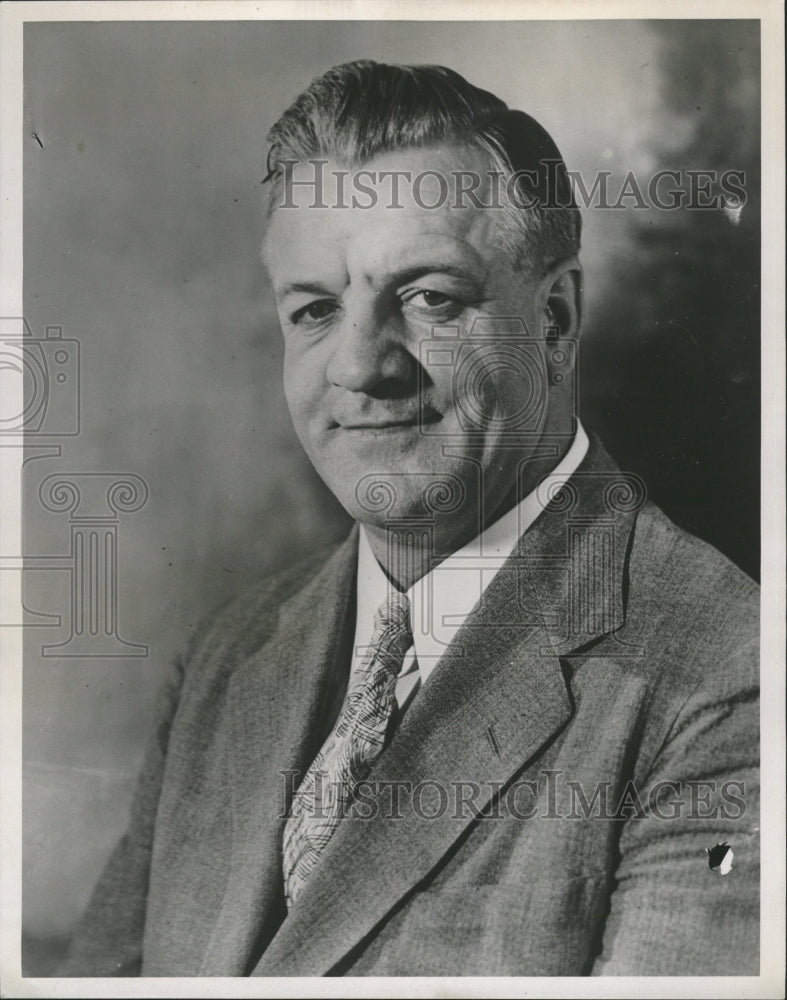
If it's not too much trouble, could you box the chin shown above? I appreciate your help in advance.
[327,480,426,525]
[310,434,481,522]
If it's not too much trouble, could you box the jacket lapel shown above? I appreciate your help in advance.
[521,434,645,657]
[198,530,358,975]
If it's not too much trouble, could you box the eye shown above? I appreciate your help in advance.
[405,290,453,308]
[400,288,462,318]
[290,299,339,325]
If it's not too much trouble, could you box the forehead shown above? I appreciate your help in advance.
[264,144,509,284]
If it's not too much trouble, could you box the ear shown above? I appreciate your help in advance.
[536,256,584,343]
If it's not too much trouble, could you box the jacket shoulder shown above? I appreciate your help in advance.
[180,536,352,679]
[632,500,758,606]
[625,500,758,687]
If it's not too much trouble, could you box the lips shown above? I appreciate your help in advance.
[342,420,419,430]
[332,405,442,430]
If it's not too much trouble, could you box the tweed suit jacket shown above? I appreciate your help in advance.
[60,436,760,977]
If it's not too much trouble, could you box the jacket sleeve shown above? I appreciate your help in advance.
[56,655,185,976]
[591,635,760,975]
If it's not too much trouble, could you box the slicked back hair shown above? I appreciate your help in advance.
[263,60,581,278]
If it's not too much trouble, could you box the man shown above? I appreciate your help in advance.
[59,61,759,977]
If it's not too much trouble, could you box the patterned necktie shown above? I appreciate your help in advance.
[282,591,413,908]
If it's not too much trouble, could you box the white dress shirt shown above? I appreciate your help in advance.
[352,423,590,713]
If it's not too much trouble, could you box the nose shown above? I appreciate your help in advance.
[325,305,414,396]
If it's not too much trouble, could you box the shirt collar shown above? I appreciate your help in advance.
[354,423,590,684]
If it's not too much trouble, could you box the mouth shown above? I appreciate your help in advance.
[333,406,442,433]
[340,421,422,436]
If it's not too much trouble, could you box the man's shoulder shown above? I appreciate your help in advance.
[181,531,355,678]
[625,498,758,683]
[632,499,758,607]
[576,432,758,660]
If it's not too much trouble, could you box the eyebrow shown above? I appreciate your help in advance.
[276,262,483,303]
[276,281,334,303]
[390,263,483,286]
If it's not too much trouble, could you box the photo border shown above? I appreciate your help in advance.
[1,2,783,997]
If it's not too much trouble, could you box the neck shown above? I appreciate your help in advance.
[364,436,573,591]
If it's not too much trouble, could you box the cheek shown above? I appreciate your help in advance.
[282,345,324,423]
[421,357,459,413]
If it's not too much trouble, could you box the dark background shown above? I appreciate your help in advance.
[22,19,759,972]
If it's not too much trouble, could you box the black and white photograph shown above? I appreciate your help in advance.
[0,2,784,995]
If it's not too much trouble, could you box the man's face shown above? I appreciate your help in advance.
[265,144,565,536]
